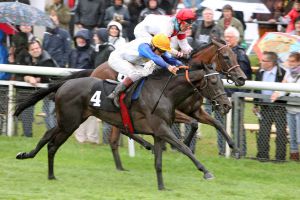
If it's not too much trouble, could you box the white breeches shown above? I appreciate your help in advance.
[108,52,157,82]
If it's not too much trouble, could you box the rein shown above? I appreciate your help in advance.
[181,66,224,103]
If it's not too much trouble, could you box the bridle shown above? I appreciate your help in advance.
[213,41,240,83]
[180,66,226,107]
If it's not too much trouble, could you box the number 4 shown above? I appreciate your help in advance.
[90,91,102,107]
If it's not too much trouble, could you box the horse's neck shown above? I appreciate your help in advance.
[192,45,217,64]
[165,71,203,107]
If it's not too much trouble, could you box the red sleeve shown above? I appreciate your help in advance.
[177,33,186,40]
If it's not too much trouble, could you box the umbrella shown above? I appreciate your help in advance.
[201,0,270,14]
[0,1,55,28]
[253,32,300,62]
[0,23,16,35]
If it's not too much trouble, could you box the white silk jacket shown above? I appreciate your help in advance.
[134,14,193,54]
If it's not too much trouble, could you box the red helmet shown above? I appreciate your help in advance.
[176,8,196,22]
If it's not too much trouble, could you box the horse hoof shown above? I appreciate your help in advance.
[16,152,26,159]
[204,172,214,180]
[48,175,56,180]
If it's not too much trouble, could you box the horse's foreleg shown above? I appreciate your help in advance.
[174,110,198,152]
[153,137,165,190]
[157,124,214,181]
[47,129,73,180]
[16,126,59,159]
[109,126,125,171]
[193,108,238,154]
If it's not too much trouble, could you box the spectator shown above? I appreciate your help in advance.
[253,51,287,161]
[74,0,106,31]
[107,21,127,49]
[289,16,300,35]
[271,52,300,161]
[213,26,252,156]
[159,0,177,15]
[21,40,59,135]
[9,25,35,65]
[249,0,285,37]
[8,26,35,137]
[127,0,145,41]
[92,28,115,68]
[216,4,244,42]
[43,15,72,68]
[0,30,10,80]
[191,7,222,49]
[45,0,71,31]
[68,29,94,69]
[138,0,165,22]
[104,0,131,39]
[285,0,300,33]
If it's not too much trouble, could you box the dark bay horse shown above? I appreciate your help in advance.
[14,39,245,170]
[16,66,229,190]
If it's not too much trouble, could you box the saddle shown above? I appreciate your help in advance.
[89,78,145,113]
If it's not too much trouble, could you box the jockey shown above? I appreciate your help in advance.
[134,8,196,57]
[107,33,183,107]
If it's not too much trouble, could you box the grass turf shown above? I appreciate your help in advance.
[1,121,300,200]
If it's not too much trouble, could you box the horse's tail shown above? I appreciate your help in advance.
[14,69,93,117]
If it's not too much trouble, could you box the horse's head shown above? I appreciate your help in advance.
[195,64,231,115]
[189,39,247,86]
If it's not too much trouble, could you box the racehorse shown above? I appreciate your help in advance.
[15,65,230,190]
[14,38,246,170]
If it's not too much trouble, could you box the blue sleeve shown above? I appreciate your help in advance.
[161,52,183,66]
[138,43,168,69]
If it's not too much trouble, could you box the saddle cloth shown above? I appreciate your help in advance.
[89,79,145,112]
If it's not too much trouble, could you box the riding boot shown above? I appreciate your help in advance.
[107,77,133,107]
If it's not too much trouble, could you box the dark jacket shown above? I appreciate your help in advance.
[191,20,222,49]
[11,31,29,65]
[104,4,131,27]
[22,50,59,83]
[43,27,71,67]
[68,29,94,69]
[74,0,106,28]
[138,6,165,22]
[92,28,115,67]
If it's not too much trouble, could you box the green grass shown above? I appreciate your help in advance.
[1,121,300,199]
[0,101,299,199]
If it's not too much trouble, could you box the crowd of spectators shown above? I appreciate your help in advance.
[0,0,299,161]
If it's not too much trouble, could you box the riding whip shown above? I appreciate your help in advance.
[151,74,173,114]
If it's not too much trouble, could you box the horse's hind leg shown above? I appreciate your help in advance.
[16,126,59,159]
[109,126,125,171]
[47,129,74,180]
[174,110,198,152]
[153,137,165,190]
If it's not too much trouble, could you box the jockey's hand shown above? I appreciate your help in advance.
[176,51,184,58]
[168,65,178,75]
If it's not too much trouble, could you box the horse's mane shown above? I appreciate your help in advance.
[190,37,227,56]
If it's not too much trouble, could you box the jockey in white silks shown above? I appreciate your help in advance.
[134,8,196,56]
[107,33,183,107]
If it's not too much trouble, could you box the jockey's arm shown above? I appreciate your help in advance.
[138,43,169,69]
[161,52,183,66]
[176,33,193,54]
